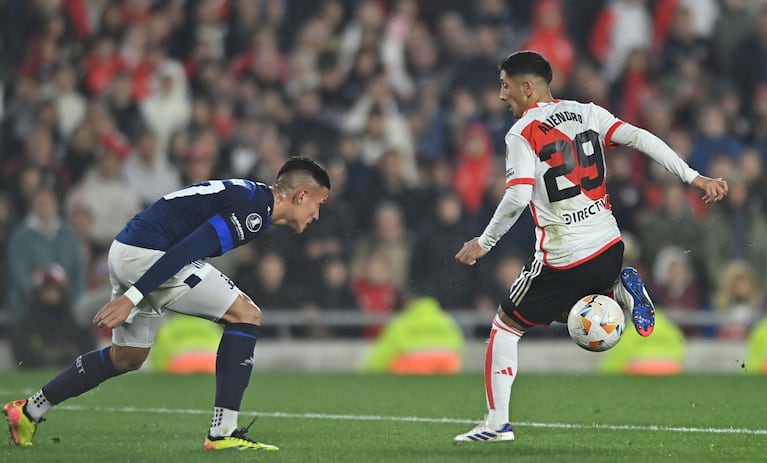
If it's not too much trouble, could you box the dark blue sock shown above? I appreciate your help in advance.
[42,347,124,405]
[215,323,259,410]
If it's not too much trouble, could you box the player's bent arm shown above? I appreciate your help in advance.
[610,123,699,183]
[126,223,221,305]
[478,184,533,251]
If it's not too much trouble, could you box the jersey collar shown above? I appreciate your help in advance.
[522,99,560,117]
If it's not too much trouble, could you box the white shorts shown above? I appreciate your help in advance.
[108,240,241,348]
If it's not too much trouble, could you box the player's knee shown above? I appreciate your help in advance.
[110,345,150,371]
[497,307,526,332]
[222,293,262,325]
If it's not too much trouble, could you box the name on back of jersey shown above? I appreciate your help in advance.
[537,111,584,134]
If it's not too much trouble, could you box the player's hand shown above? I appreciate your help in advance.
[691,175,729,204]
[455,237,489,266]
[93,295,135,329]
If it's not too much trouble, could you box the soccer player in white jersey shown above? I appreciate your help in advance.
[453,51,728,442]
[4,156,330,450]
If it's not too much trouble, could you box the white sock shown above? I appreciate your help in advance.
[484,314,523,429]
[209,407,239,437]
[26,390,52,422]
[612,278,633,313]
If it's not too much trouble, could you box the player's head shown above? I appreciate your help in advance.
[272,156,331,233]
[498,51,553,117]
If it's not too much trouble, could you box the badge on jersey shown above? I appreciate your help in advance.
[246,213,262,233]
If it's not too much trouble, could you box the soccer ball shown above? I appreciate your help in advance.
[567,294,625,352]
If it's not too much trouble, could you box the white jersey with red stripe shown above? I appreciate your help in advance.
[478,99,699,269]
[505,99,622,268]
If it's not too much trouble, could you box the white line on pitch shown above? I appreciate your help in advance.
[55,405,767,436]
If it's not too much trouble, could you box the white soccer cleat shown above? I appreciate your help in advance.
[454,421,514,442]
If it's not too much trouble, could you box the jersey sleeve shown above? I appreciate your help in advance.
[207,183,272,253]
[477,133,536,251]
[610,123,700,183]
[129,223,221,301]
[589,103,625,147]
[503,133,537,187]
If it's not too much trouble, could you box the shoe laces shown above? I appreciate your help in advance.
[229,416,259,442]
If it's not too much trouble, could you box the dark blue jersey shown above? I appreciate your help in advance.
[115,179,274,298]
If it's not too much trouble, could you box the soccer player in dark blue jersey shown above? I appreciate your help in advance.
[4,156,330,450]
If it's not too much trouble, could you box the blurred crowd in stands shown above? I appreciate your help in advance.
[2,0,767,355]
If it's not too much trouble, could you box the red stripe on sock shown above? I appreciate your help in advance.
[485,329,497,410]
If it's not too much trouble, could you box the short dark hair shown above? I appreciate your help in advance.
[277,156,331,189]
[499,51,553,84]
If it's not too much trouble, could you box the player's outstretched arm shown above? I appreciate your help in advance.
[690,175,729,204]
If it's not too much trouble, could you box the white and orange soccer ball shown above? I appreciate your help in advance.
[567,294,625,352]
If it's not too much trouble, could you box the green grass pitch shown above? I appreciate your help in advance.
[1,371,765,462]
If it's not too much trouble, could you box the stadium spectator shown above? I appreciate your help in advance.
[658,6,713,72]
[124,129,183,208]
[453,122,495,216]
[639,181,704,281]
[9,264,96,369]
[650,245,701,337]
[589,0,652,83]
[711,0,753,74]
[67,147,142,253]
[605,148,646,236]
[410,191,477,309]
[702,174,767,285]
[235,249,304,314]
[344,81,417,184]
[308,256,360,338]
[520,0,575,91]
[738,148,767,215]
[15,125,70,200]
[609,48,657,126]
[315,256,359,312]
[352,250,401,338]
[351,150,414,232]
[4,188,85,320]
[690,105,743,175]
[106,71,143,142]
[84,36,125,97]
[139,63,191,160]
[730,5,767,114]
[712,261,763,340]
[480,85,517,156]
[51,65,87,139]
[351,202,411,293]
[451,25,504,94]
